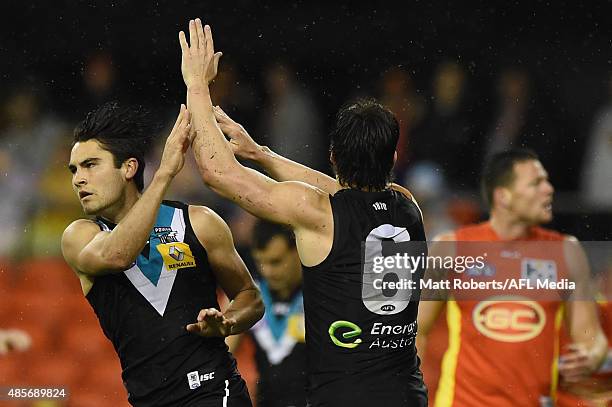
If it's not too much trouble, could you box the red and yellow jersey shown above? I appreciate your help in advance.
[557,300,612,407]
[434,222,568,407]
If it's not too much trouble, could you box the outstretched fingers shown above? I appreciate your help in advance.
[204,24,215,56]
[213,106,230,123]
[189,19,198,51]
[169,104,186,135]
[195,18,206,52]
[178,31,189,54]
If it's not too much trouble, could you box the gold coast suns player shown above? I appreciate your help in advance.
[417,149,607,407]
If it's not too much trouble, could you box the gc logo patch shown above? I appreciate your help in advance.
[473,298,546,342]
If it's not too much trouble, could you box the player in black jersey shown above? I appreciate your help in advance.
[180,19,427,406]
[227,220,307,407]
[61,102,264,406]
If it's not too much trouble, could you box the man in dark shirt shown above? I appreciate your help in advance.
[61,102,263,406]
[228,220,307,407]
[181,19,427,406]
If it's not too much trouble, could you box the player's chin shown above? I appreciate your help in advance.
[81,202,100,216]
[538,211,553,224]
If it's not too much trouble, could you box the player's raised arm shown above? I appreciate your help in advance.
[62,106,192,277]
[180,19,327,229]
[213,106,341,195]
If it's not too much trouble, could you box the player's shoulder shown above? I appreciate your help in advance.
[284,180,333,220]
[432,231,457,242]
[389,182,416,202]
[452,222,493,241]
[61,219,104,266]
[188,205,227,230]
[292,180,331,203]
[531,226,569,241]
[389,183,423,217]
[62,219,102,242]
[187,205,235,249]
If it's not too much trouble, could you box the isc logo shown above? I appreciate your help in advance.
[472,300,546,343]
[186,370,215,390]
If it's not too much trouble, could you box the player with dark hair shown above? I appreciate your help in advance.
[72,101,156,192]
[227,220,307,407]
[179,19,427,406]
[417,148,607,406]
[61,102,263,406]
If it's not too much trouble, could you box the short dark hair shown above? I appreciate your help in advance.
[252,220,296,251]
[73,102,157,191]
[329,99,399,190]
[481,148,539,208]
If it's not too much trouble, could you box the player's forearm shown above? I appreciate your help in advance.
[95,171,173,271]
[254,146,340,194]
[223,288,264,335]
[188,85,240,186]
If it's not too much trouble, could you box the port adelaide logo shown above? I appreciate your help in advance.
[154,226,179,244]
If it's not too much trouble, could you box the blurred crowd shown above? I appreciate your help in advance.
[1,51,611,406]
[1,54,611,260]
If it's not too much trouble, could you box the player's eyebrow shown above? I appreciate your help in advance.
[67,157,100,173]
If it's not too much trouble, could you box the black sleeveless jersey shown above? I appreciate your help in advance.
[302,189,428,406]
[87,200,241,406]
[248,280,307,407]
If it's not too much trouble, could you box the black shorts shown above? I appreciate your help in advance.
[185,375,252,407]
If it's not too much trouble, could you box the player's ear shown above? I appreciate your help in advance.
[494,187,511,208]
[393,151,398,166]
[123,158,139,182]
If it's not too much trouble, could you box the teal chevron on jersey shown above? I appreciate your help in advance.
[136,204,175,286]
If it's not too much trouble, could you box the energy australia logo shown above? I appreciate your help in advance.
[362,224,425,315]
[328,320,362,349]
[328,319,417,350]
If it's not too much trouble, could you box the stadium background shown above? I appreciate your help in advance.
[1,1,610,406]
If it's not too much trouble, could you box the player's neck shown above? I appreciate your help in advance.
[273,284,299,301]
[489,212,532,240]
[339,181,390,192]
[98,187,141,224]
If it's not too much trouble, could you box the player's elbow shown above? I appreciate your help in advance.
[107,255,135,272]
[253,294,265,322]
[243,288,265,327]
[198,164,234,188]
[199,166,245,201]
[83,250,134,276]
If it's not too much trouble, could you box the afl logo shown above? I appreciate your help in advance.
[473,300,545,343]
[381,304,396,312]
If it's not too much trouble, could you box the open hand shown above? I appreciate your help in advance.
[559,343,604,383]
[157,105,191,179]
[213,106,261,161]
[179,18,222,88]
[186,308,236,337]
